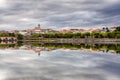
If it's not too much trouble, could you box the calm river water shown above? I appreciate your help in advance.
[0,43,120,80]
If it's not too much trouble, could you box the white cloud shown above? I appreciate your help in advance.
[0,0,7,8]
[19,18,30,22]
[0,70,8,80]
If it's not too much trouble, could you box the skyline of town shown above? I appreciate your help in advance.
[0,23,118,30]
[0,24,118,36]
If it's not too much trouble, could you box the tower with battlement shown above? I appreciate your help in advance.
[38,24,41,29]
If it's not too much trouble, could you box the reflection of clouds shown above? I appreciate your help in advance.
[0,70,8,80]
[0,49,120,80]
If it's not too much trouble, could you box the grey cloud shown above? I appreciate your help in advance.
[98,3,120,17]
[0,0,120,30]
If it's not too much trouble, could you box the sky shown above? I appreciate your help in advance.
[0,0,120,30]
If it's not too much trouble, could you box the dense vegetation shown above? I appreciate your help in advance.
[31,31,120,38]
[0,33,15,37]
[0,33,24,40]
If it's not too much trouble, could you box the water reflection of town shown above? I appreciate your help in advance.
[0,42,120,55]
[21,45,53,56]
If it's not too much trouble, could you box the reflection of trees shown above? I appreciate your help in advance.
[30,43,120,54]
[0,41,23,49]
[0,44,16,49]
[0,42,120,54]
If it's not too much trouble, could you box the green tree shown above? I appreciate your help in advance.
[16,34,24,40]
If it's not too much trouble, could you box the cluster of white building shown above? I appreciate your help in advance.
[59,27,116,33]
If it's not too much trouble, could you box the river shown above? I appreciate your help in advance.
[0,43,120,80]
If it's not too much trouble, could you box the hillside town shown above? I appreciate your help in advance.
[0,24,118,36]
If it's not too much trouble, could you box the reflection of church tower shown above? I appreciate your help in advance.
[34,50,41,56]
[38,52,41,56]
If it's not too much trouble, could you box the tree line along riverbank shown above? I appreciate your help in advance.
[0,27,120,41]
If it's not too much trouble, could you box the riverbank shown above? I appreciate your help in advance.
[0,37,119,44]
[21,38,120,44]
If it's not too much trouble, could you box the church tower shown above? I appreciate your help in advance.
[38,24,41,29]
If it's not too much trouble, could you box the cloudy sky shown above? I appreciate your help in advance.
[0,0,120,30]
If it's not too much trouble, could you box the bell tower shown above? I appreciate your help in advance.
[38,24,41,28]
